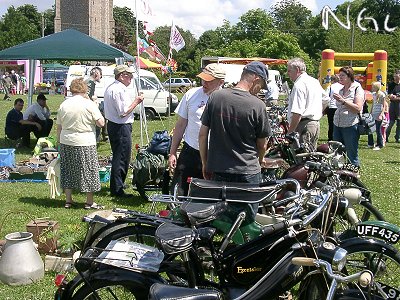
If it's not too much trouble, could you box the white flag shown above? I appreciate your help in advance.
[169,25,185,52]
[136,0,153,21]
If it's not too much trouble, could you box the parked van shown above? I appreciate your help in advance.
[221,64,282,88]
[200,56,283,90]
[65,65,178,119]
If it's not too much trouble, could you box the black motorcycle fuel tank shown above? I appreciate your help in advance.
[222,229,308,286]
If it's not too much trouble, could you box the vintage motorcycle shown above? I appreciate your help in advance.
[55,182,400,300]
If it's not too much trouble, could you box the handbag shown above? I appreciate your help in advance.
[357,113,376,135]
[147,130,171,156]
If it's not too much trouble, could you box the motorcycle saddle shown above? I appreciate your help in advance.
[155,222,195,254]
[179,201,228,226]
[188,178,275,202]
[261,157,287,169]
[149,283,222,300]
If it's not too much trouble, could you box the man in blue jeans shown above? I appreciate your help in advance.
[199,61,272,214]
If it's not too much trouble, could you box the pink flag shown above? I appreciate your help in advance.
[169,25,185,52]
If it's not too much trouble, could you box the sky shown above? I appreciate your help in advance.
[0,0,346,37]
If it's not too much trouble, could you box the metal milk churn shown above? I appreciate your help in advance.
[0,232,44,285]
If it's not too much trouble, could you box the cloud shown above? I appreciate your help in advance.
[114,0,265,37]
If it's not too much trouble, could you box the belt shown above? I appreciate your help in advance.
[183,142,199,154]
[300,117,317,122]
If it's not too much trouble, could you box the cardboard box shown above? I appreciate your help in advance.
[26,220,59,253]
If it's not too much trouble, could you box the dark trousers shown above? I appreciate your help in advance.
[107,121,132,195]
[6,124,40,147]
[32,117,53,138]
[386,118,400,142]
[326,108,337,141]
[170,142,203,196]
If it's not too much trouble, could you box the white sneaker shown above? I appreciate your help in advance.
[372,147,381,151]
[367,145,374,149]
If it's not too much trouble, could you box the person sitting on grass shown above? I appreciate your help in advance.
[56,78,105,210]
[5,98,42,148]
[23,93,53,138]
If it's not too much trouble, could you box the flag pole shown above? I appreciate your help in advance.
[135,0,149,147]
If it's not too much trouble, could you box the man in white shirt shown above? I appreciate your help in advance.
[168,63,226,195]
[104,65,144,198]
[264,79,279,106]
[287,57,329,149]
[23,93,53,137]
[325,74,343,141]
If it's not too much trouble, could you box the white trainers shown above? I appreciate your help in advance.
[367,145,374,149]
[372,147,381,151]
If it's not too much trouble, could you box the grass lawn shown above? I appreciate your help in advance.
[0,93,399,299]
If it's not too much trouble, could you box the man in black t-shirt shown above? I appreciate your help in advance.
[5,98,42,147]
[199,61,272,184]
[199,61,272,217]
[386,71,400,143]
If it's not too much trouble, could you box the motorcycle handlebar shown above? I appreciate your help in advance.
[292,257,316,266]
[261,221,287,236]
[291,257,374,288]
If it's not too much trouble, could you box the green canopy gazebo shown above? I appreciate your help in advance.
[0,29,134,104]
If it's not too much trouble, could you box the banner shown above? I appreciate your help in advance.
[169,25,185,52]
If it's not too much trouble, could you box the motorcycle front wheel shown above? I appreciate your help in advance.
[298,238,400,300]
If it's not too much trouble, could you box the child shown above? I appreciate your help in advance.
[381,95,389,146]
[369,81,388,150]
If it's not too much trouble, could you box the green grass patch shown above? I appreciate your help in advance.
[0,93,398,299]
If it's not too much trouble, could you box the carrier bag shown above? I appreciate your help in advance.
[131,150,165,187]
[147,130,171,156]
[357,113,376,135]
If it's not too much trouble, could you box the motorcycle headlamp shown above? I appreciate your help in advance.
[317,242,347,272]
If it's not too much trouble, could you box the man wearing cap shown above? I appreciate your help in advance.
[104,65,144,198]
[286,57,329,149]
[23,93,53,137]
[168,63,225,195]
[199,61,271,190]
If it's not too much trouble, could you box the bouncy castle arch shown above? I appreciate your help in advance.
[320,49,387,91]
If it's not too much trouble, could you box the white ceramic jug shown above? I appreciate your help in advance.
[0,232,44,285]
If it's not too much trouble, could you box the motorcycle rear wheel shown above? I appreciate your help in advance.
[71,280,147,300]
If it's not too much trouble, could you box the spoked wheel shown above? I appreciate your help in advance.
[339,176,384,222]
[298,239,400,300]
[332,200,385,241]
[342,240,400,298]
[71,280,147,300]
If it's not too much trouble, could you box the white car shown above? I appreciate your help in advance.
[66,65,178,119]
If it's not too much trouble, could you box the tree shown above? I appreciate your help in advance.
[297,15,328,62]
[256,30,315,77]
[231,9,274,42]
[112,6,139,53]
[270,0,312,34]
[359,0,400,31]
[0,6,40,50]
[43,7,55,36]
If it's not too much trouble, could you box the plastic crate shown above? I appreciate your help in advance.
[8,171,47,180]
[99,167,111,183]
[0,148,15,167]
